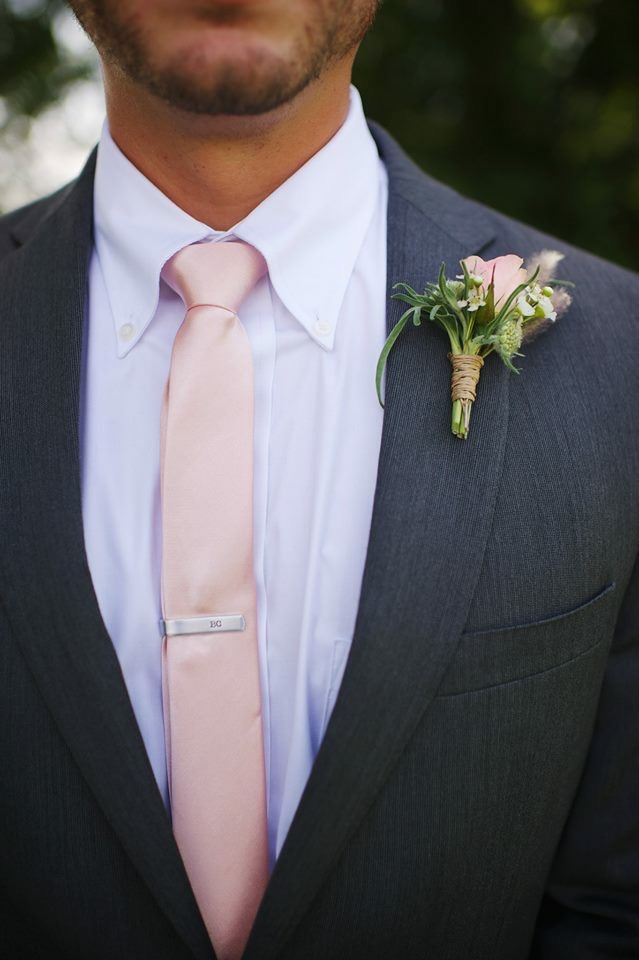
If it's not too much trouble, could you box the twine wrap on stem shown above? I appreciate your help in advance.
[448,352,484,402]
[448,352,485,439]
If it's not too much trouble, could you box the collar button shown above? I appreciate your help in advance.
[119,322,136,342]
[313,318,332,337]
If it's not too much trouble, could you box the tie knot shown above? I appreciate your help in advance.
[163,240,267,316]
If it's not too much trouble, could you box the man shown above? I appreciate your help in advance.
[0,1,637,958]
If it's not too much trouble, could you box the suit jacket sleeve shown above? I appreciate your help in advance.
[530,550,639,957]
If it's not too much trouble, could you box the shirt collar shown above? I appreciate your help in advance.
[93,86,382,358]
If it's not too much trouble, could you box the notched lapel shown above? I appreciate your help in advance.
[0,156,213,960]
[0,128,508,960]
[245,126,508,960]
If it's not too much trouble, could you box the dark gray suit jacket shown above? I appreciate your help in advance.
[1,124,638,960]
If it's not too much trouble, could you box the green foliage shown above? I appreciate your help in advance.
[355,0,639,269]
[0,1,92,120]
[376,257,562,402]
[375,303,412,405]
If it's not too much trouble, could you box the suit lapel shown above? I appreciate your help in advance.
[244,126,508,960]
[0,156,214,960]
[0,126,508,960]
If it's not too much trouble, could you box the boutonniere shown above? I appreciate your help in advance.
[376,250,574,439]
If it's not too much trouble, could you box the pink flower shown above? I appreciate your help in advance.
[462,254,529,306]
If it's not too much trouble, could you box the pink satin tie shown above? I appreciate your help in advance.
[160,240,268,960]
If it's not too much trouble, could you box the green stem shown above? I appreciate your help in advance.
[451,399,463,438]
[451,398,474,439]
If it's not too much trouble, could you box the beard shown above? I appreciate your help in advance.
[67,0,379,116]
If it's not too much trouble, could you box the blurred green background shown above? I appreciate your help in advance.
[1,0,637,268]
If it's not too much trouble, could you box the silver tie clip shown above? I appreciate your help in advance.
[159,614,246,637]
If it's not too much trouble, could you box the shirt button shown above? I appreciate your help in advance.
[119,322,136,342]
[314,318,332,337]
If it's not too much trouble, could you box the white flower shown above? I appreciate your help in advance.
[526,282,542,303]
[535,294,557,320]
[466,288,486,312]
[457,299,469,309]
[513,281,558,323]
[516,294,536,318]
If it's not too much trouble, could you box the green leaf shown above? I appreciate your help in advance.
[392,293,423,307]
[493,343,525,374]
[499,351,523,374]
[392,281,420,298]
[438,264,460,311]
[474,278,495,327]
[438,316,463,354]
[437,262,448,297]
[375,308,412,406]
[471,332,499,348]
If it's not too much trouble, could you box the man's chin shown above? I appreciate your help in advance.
[138,44,317,117]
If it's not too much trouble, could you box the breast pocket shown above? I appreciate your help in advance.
[437,582,617,697]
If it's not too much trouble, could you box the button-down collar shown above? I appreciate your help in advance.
[93,86,381,357]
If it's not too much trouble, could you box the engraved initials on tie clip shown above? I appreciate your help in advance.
[160,615,246,637]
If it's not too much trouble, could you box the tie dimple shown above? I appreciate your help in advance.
[163,239,266,315]
[159,239,268,960]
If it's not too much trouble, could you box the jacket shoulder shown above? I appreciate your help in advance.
[407,165,639,342]
[402,163,639,301]
[371,119,639,304]
[0,181,78,258]
[480,202,639,303]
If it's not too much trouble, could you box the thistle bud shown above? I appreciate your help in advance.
[498,317,523,358]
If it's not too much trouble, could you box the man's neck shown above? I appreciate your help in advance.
[104,62,354,231]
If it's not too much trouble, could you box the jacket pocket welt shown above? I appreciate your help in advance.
[437,582,617,696]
